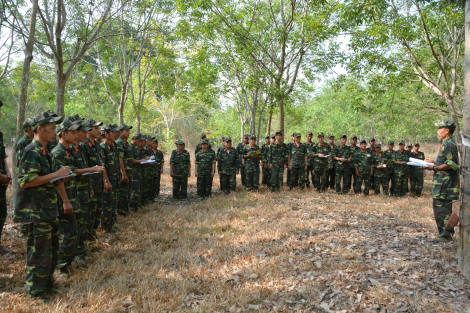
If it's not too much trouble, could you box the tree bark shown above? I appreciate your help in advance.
[278,96,284,141]
[240,119,245,141]
[12,0,39,205]
[266,111,272,136]
[459,0,470,279]
[55,80,66,116]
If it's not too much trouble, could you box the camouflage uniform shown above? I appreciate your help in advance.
[392,148,409,196]
[313,141,331,192]
[327,139,336,190]
[129,139,142,211]
[170,146,190,200]
[354,149,373,195]
[332,143,352,194]
[236,138,249,187]
[116,133,133,214]
[404,149,411,192]
[195,147,216,199]
[217,141,240,192]
[432,134,459,238]
[268,140,288,191]
[15,131,33,235]
[366,145,377,190]
[286,141,294,186]
[372,150,390,195]
[138,141,148,206]
[384,144,396,195]
[305,141,315,188]
[154,145,164,198]
[348,144,361,191]
[289,140,307,189]
[261,141,272,186]
[142,143,154,202]
[409,149,425,196]
[243,144,261,191]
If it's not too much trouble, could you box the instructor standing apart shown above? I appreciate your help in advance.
[425,120,460,243]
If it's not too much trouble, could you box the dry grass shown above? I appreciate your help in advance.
[0,143,469,312]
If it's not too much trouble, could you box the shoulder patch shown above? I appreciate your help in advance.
[447,153,452,160]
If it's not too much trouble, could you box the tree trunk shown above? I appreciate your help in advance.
[118,103,124,125]
[266,111,272,136]
[459,0,470,279]
[278,96,284,141]
[257,111,262,140]
[12,0,39,205]
[136,116,141,133]
[56,80,66,117]
[240,119,245,141]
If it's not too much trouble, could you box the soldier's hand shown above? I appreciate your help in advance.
[304,166,308,171]
[56,166,71,177]
[356,170,360,176]
[370,171,373,177]
[170,172,174,177]
[211,172,215,177]
[288,166,291,170]
[146,156,150,160]
[270,164,273,170]
[105,180,112,191]
[218,171,222,175]
[6,173,12,184]
[122,174,128,183]
[0,174,9,184]
[95,165,103,173]
[424,158,434,163]
[63,201,73,215]
[318,154,324,157]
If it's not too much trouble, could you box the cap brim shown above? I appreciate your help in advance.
[69,124,81,131]
[92,122,103,127]
[50,116,64,124]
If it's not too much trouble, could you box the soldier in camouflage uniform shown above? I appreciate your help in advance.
[129,134,144,211]
[288,133,307,190]
[404,144,413,193]
[138,136,148,205]
[153,139,164,198]
[425,120,459,243]
[354,140,373,195]
[242,135,261,191]
[332,135,352,194]
[268,131,288,192]
[327,135,336,190]
[305,131,315,188]
[100,124,120,232]
[261,136,271,187]
[409,143,425,196]
[0,101,12,254]
[143,136,155,202]
[372,144,390,195]
[217,137,226,189]
[195,139,216,199]
[218,137,240,193]
[348,136,360,191]
[170,140,191,200]
[286,133,295,187]
[384,141,396,195]
[116,124,133,215]
[195,133,212,154]
[391,141,410,196]
[312,132,331,192]
[14,111,67,302]
[237,135,249,187]
[366,138,377,191]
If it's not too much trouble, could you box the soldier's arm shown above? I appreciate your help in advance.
[21,151,70,188]
[56,181,73,214]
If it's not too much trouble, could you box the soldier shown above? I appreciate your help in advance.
[286,133,295,187]
[305,131,315,188]
[81,118,107,241]
[170,140,191,200]
[100,124,120,233]
[372,144,390,195]
[218,137,240,193]
[327,135,336,190]
[425,120,459,243]
[261,135,271,187]
[138,136,149,206]
[129,134,144,211]
[237,135,249,187]
[195,133,212,154]
[367,138,377,191]
[15,118,34,237]
[409,143,425,196]
[195,139,216,199]
[269,131,288,192]
[404,144,413,193]
[384,141,396,195]
[288,133,307,190]
[143,136,155,202]
[354,140,373,195]
[217,137,226,189]
[153,139,164,198]
[348,136,360,191]
[332,135,352,194]
[116,124,133,215]
[312,132,331,192]
[242,135,261,191]
[14,110,69,302]
[391,141,410,196]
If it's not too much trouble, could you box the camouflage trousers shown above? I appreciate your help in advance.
[57,205,78,269]
[327,167,335,190]
[287,169,291,187]
[314,166,328,192]
[393,173,407,196]
[306,165,314,187]
[270,165,284,190]
[404,175,410,192]
[90,191,103,237]
[433,198,454,237]
[387,171,395,195]
[25,221,59,296]
[197,175,212,198]
[118,178,132,215]
[102,180,118,231]
[173,176,188,200]
[374,175,389,195]
[370,172,375,191]
[354,172,371,195]
[262,166,272,187]
[154,171,161,198]
[220,173,236,192]
[147,171,155,201]
[0,186,6,242]
[240,165,246,187]
[410,175,424,196]
[348,167,356,191]
[289,167,306,189]
[130,175,142,212]
[335,168,350,194]
[87,192,97,240]
[75,201,89,257]
[245,171,260,191]
[141,171,150,205]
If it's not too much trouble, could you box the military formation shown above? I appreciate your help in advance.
[0,100,460,303]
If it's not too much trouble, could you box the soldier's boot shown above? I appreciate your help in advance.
[432,236,453,243]
[26,293,51,304]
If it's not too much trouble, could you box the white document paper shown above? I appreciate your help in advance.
[50,173,76,183]
[408,157,434,167]
[407,162,429,168]
[320,155,330,158]
[140,160,156,164]
[82,172,99,176]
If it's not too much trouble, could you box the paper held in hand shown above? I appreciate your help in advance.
[407,157,434,167]
[249,149,261,156]
[140,160,156,164]
[320,155,330,158]
[50,173,76,183]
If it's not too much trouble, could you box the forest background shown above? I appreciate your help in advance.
[0,0,464,153]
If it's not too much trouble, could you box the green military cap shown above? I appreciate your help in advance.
[265,135,270,139]
[275,130,282,135]
[119,123,133,130]
[200,133,207,139]
[376,144,382,148]
[224,136,232,142]
[79,120,91,131]
[351,135,357,139]
[22,118,33,131]
[317,132,325,137]
[250,135,256,139]
[414,142,420,146]
[132,133,142,140]
[101,124,119,132]
[153,138,159,143]
[388,140,394,145]
[110,123,119,130]
[143,135,150,141]
[270,134,275,139]
[70,113,84,121]
[221,136,225,141]
[243,134,249,139]
[85,118,103,128]
[307,131,313,136]
[291,133,295,137]
[56,119,80,134]
[370,138,376,142]
[294,132,301,138]
[32,110,63,130]
[407,143,412,148]
[360,139,367,144]
[435,120,456,128]
[201,139,209,144]
[340,134,347,139]
[328,134,334,139]
[398,141,405,145]
[175,140,185,145]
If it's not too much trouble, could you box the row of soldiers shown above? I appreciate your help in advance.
[1,109,165,303]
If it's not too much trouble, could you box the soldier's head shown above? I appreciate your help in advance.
[328,135,335,145]
[406,144,412,152]
[294,133,301,144]
[413,143,420,152]
[307,131,313,142]
[131,133,141,145]
[388,141,394,151]
[176,140,185,152]
[147,136,154,147]
[435,120,456,141]
[270,134,275,143]
[23,118,34,138]
[369,138,376,147]
[243,134,249,143]
[221,137,226,147]
[200,133,207,142]
[265,135,270,144]
[376,144,382,153]
[249,135,256,145]
[360,140,367,150]
[139,136,146,148]
[351,135,357,146]
[101,124,118,142]
[201,139,209,151]
[275,131,282,143]
[32,110,63,143]
[225,137,232,149]
[317,132,325,144]
[57,120,80,146]
[85,118,103,140]
[75,120,90,144]
[119,124,132,140]
[154,138,159,149]
[340,135,347,146]
[398,141,405,151]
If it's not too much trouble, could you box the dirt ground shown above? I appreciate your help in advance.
[0,143,469,312]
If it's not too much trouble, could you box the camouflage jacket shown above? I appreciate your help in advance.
[14,139,58,224]
[154,149,164,174]
[432,137,460,200]
[101,141,120,182]
[349,146,361,169]
[332,145,352,170]
[305,142,316,166]
[46,138,58,154]
[51,143,79,209]
[142,146,154,175]
[392,150,409,176]
[366,147,377,155]
[268,142,288,167]
[112,142,122,180]
[313,143,331,168]
[328,145,336,169]
[289,143,307,168]
[217,148,240,174]
[261,143,270,164]
[409,151,425,176]
[68,144,90,203]
[236,142,248,160]
[15,134,32,170]
[372,152,389,177]
[195,149,216,176]
[353,150,374,174]
[384,149,396,174]
[170,149,190,177]
[130,144,142,179]
[81,138,104,193]
[0,131,6,175]
[243,145,261,173]
[116,137,133,177]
